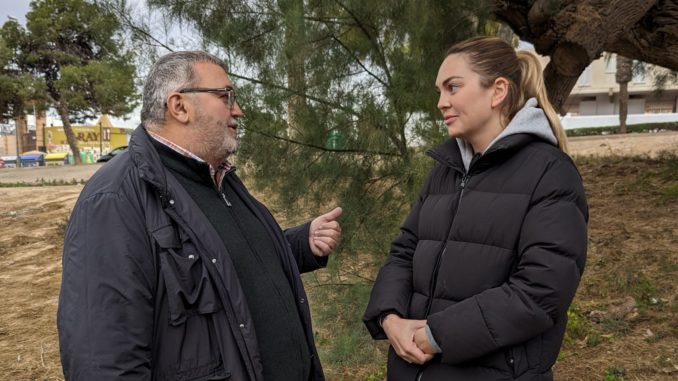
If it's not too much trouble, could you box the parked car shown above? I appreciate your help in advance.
[97,146,128,163]
[0,158,5,168]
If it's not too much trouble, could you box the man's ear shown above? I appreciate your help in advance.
[165,93,190,124]
[491,77,510,108]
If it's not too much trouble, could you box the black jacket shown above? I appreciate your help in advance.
[364,134,588,381]
[58,126,326,381]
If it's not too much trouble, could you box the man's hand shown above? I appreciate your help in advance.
[309,207,342,256]
[414,326,436,355]
[382,314,434,365]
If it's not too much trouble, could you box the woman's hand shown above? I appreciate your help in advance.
[414,327,436,355]
[382,314,434,364]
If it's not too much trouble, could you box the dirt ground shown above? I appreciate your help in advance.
[0,132,676,380]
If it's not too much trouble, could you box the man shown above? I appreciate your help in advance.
[57,51,342,381]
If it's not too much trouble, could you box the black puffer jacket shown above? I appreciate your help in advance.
[364,132,588,381]
[58,126,326,381]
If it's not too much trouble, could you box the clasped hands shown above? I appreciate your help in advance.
[382,314,437,365]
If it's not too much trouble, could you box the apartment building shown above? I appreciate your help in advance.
[563,54,677,116]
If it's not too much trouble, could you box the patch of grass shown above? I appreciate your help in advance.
[566,122,678,137]
[564,304,600,348]
[599,317,631,336]
[364,364,386,381]
[306,280,387,379]
[0,178,86,187]
[645,330,669,344]
[632,273,658,307]
[658,184,678,204]
[604,367,626,381]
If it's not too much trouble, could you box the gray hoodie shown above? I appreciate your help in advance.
[456,97,558,171]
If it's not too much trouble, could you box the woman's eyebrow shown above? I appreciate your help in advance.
[441,76,463,87]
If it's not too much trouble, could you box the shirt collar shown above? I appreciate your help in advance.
[147,130,234,185]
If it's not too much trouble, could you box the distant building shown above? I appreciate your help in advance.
[564,54,678,116]
[46,115,130,155]
[531,52,678,128]
[0,114,131,157]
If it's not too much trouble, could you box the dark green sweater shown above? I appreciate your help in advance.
[153,140,311,381]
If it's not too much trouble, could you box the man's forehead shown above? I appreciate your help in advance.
[194,61,233,86]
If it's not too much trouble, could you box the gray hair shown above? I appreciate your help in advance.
[140,51,228,129]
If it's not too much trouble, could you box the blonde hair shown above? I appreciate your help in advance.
[445,37,569,153]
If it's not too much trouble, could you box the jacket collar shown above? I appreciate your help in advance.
[427,133,536,175]
[128,125,173,205]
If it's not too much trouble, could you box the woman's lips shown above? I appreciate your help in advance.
[443,115,458,125]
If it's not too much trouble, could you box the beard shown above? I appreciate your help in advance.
[194,109,239,163]
[219,122,239,156]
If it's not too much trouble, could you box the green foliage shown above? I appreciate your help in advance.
[0,177,87,187]
[631,273,657,307]
[609,151,678,205]
[0,0,138,159]
[565,122,678,137]
[0,25,47,122]
[604,367,626,381]
[305,280,387,378]
[564,303,600,348]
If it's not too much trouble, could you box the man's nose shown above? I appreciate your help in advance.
[231,101,244,117]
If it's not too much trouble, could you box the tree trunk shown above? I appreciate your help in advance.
[542,42,590,113]
[57,102,82,165]
[491,0,671,113]
[618,81,628,134]
[615,55,633,134]
[280,0,306,138]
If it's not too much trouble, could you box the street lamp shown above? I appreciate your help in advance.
[99,121,103,157]
[15,121,21,168]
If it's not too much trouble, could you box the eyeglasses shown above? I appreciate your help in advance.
[178,87,238,109]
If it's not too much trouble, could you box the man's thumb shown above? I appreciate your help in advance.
[322,207,343,221]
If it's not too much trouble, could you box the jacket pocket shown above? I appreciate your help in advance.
[152,225,230,380]
[505,344,529,378]
[174,358,230,380]
[156,357,231,381]
[153,225,223,325]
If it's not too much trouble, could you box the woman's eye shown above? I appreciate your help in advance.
[448,84,459,93]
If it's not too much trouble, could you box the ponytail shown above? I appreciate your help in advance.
[445,37,570,153]
[516,51,569,153]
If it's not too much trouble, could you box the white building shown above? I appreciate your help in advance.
[533,52,678,129]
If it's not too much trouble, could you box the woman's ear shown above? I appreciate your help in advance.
[165,93,190,124]
[491,77,510,108]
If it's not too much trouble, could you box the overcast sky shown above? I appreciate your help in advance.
[0,0,31,25]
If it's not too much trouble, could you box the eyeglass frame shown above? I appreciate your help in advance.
[177,86,238,109]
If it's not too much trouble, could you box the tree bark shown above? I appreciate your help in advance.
[618,81,628,134]
[616,55,633,134]
[57,101,82,165]
[280,0,307,138]
[491,0,675,112]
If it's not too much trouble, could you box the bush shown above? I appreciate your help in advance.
[566,122,678,137]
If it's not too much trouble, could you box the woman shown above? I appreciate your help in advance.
[363,37,588,381]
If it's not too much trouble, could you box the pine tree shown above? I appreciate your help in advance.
[1,0,138,164]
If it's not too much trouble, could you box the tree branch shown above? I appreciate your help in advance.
[243,126,401,157]
[228,72,360,116]
[331,35,388,87]
[333,0,393,85]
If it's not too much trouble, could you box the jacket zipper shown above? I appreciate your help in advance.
[217,166,237,207]
[416,171,471,381]
[423,172,471,317]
